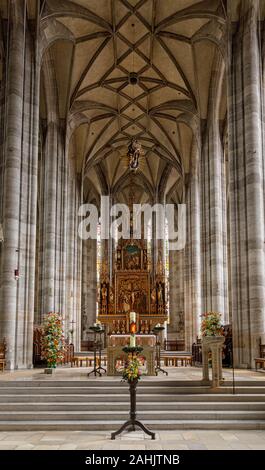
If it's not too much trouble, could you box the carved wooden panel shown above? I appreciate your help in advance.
[115,271,150,315]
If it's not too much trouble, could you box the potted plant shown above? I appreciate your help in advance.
[41,312,65,374]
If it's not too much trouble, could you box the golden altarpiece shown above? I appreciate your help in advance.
[98,238,168,334]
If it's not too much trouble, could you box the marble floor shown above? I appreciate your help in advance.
[0,430,264,450]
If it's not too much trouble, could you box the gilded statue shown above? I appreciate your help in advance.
[151,287,156,304]
[122,292,130,314]
[109,287,114,305]
[157,282,163,305]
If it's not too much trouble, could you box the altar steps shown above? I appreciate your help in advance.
[1,401,265,411]
[1,385,265,395]
[1,393,265,403]
[0,379,265,430]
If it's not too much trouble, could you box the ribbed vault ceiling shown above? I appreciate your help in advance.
[38,0,226,202]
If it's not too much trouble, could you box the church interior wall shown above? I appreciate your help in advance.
[0,0,264,369]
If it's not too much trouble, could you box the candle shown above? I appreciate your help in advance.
[130,334,136,348]
[130,312,136,322]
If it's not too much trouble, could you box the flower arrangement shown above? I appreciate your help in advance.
[201,312,224,337]
[41,312,65,368]
[120,354,145,383]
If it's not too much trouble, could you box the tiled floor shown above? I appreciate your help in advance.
[0,430,264,450]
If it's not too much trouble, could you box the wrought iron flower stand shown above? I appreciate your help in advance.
[111,378,155,440]
[111,346,155,440]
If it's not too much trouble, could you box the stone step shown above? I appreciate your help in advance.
[0,420,264,431]
[0,385,265,395]
[1,379,264,387]
[0,393,265,402]
[0,386,210,395]
[0,410,264,421]
[0,380,204,387]
[0,377,264,431]
[1,402,264,412]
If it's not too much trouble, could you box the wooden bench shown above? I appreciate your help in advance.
[255,339,265,370]
[164,340,185,351]
[0,341,6,372]
[163,355,192,367]
[255,358,265,370]
[71,355,107,367]
[71,356,94,367]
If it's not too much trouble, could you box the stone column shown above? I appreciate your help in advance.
[65,167,76,346]
[37,49,68,321]
[228,0,265,367]
[42,122,60,314]
[0,1,39,369]
[63,157,82,352]
[168,248,185,341]
[74,187,82,352]
[200,54,228,319]
[82,238,97,338]
[185,149,202,350]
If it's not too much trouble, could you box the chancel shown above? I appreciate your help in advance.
[0,0,265,446]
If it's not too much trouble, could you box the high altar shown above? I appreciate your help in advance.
[98,236,168,375]
[98,238,168,333]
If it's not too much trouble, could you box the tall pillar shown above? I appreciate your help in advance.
[82,238,97,338]
[185,149,202,350]
[37,48,69,329]
[168,249,185,341]
[0,1,39,369]
[37,120,67,318]
[64,157,82,352]
[169,165,201,351]
[200,54,228,319]
[228,0,265,367]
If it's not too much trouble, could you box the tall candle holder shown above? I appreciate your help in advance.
[88,325,106,377]
[152,325,168,376]
[111,346,155,440]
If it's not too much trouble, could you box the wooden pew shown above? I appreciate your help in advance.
[71,354,108,367]
[255,339,265,370]
[162,353,192,367]
[0,341,6,372]
[255,358,265,370]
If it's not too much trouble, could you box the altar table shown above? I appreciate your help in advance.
[107,334,156,376]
